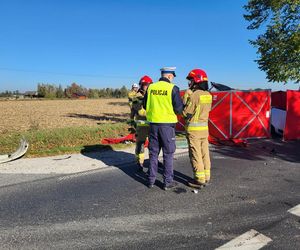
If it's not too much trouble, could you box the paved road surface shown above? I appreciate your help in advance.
[0,139,299,249]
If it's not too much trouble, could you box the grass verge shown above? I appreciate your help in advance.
[0,123,131,157]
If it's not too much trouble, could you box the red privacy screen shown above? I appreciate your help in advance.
[177,90,271,140]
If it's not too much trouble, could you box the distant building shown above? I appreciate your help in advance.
[71,93,87,100]
[24,91,39,98]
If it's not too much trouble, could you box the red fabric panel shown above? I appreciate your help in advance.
[232,91,271,139]
[175,114,186,132]
[176,90,271,140]
[101,133,135,144]
[209,92,231,139]
[271,91,286,110]
[284,90,300,140]
[175,90,187,132]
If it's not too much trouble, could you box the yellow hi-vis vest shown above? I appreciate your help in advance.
[146,81,178,123]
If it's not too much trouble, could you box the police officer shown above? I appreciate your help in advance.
[132,76,153,172]
[182,69,212,188]
[144,67,184,190]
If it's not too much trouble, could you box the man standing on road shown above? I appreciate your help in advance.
[132,76,153,172]
[144,67,183,190]
[182,69,212,188]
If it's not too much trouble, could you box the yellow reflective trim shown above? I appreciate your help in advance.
[188,122,208,127]
[186,126,208,131]
[200,95,212,104]
[195,171,205,177]
[135,120,149,126]
[137,124,149,127]
[194,102,201,121]
[138,109,146,116]
[136,153,144,158]
[205,170,210,174]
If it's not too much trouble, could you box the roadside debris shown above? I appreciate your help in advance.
[53,155,72,161]
[0,138,29,164]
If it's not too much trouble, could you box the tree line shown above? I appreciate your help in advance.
[0,90,20,98]
[0,83,129,99]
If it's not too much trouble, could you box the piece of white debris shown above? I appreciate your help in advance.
[193,189,198,194]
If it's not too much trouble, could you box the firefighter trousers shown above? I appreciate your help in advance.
[186,131,211,183]
[135,125,149,165]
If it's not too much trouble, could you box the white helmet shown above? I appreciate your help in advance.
[132,83,139,88]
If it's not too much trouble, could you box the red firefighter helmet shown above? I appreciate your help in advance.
[139,75,153,86]
[186,69,208,84]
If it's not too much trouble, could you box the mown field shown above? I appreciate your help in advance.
[0,99,131,157]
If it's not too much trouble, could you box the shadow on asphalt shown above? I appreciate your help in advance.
[80,145,192,190]
[211,138,300,163]
[81,145,149,187]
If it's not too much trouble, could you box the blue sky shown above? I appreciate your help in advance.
[0,0,298,92]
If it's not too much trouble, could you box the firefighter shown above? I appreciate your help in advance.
[128,83,139,121]
[144,67,184,190]
[182,69,212,188]
[132,76,153,172]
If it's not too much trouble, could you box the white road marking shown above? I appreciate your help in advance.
[216,229,272,250]
[288,204,300,217]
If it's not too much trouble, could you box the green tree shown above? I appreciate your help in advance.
[37,83,57,98]
[0,91,13,97]
[37,83,47,97]
[105,88,113,97]
[120,85,128,97]
[98,89,106,98]
[244,0,300,83]
[88,88,99,98]
[45,84,57,99]
[56,84,65,98]
[65,83,81,98]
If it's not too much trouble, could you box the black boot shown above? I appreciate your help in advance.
[188,179,205,188]
[163,181,178,191]
[136,163,143,172]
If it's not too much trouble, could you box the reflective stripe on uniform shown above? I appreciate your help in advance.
[194,95,211,120]
[135,120,149,127]
[200,94,212,104]
[186,122,208,131]
[188,122,208,127]
[135,153,145,159]
[186,126,208,131]
[137,124,149,127]
[195,171,205,182]
[195,171,205,177]
[194,104,201,121]
[138,109,146,117]
[205,169,210,176]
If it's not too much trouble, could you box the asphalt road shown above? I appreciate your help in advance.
[0,139,299,249]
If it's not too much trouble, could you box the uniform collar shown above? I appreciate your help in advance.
[159,77,171,83]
